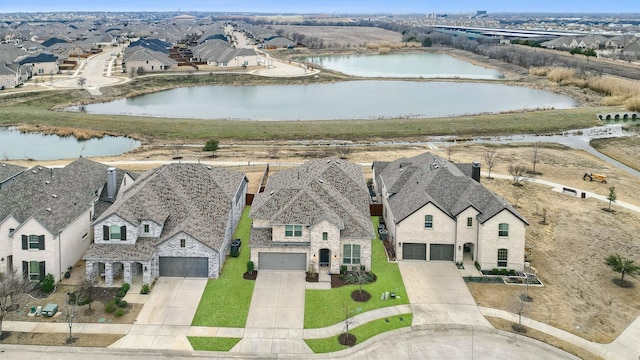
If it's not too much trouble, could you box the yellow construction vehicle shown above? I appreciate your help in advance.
[583,173,607,183]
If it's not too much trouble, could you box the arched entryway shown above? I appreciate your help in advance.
[463,243,475,262]
[319,248,330,267]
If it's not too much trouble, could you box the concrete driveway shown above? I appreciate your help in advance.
[109,277,207,351]
[399,261,491,327]
[232,270,311,354]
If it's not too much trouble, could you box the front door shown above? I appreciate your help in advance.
[319,248,330,267]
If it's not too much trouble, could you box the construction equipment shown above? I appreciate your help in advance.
[583,173,607,183]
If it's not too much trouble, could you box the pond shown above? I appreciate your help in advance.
[80,81,579,121]
[301,53,504,79]
[0,127,141,160]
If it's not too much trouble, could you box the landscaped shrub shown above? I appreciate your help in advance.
[41,273,55,293]
[105,301,117,313]
[492,268,500,275]
[121,283,131,293]
[499,269,508,275]
[474,261,481,271]
[114,308,126,317]
[112,297,121,306]
[247,261,254,274]
[116,289,126,298]
[67,291,77,305]
[140,284,150,294]
[340,265,347,274]
[118,300,128,308]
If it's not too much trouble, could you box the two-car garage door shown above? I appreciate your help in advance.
[258,253,306,270]
[159,257,208,277]
[402,243,454,261]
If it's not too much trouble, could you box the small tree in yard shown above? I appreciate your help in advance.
[77,77,86,88]
[344,268,373,302]
[607,186,617,212]
[336,144,351,159]
[65,292,78,344]
[76,269,98,312]
[605,254,640,284]
[445,145,456,161]
[484,150,497,179]
[340,303,357,346]
[203,139,219,157]
[0,272,32,338]
[531,142,540,174]
[508,164,528,186]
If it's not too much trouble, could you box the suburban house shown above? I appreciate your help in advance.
[249,158,375,274]
[17,52,59,76]
[0,62,28,89]
[372,152,528,271]
[191,40,258,67]
[84,163,247,286]
[0,158,130,282]
[124,46,178,73]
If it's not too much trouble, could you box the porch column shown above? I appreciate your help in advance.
[123,262,132,285]
[142,262,151,285]
[104,262,113,286]
[85,262,94,280]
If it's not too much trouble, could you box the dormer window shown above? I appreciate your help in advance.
[103,225,127,241]
[144,224,150,233]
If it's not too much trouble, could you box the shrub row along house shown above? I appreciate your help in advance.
[373,152,528,271]
[2,153,527,287]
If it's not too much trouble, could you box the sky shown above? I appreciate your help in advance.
[0,0,638,14]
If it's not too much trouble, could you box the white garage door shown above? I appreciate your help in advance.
[258,253,306,270]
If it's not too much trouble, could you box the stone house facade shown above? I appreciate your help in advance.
[84,163,247,286]
[249,158,375,274]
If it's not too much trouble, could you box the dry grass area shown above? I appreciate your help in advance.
[274,25,402,47]
[591,135,640,172]
[486,317,601,360]
[0,332,122,347]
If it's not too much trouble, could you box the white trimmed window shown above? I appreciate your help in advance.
[497,249,508,267]
[467,217,473,227]
[322,232,328,241]
[144,224,150,233]
[424,215,433,229]
[498,223,509,237]
[110,225,121,240]
[343,244,361,265]
[285,225,302,237]
[29,261,41,281]
[28,235,40,249]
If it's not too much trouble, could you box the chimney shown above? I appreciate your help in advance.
[472,161,481,183]
[107,167,117,200]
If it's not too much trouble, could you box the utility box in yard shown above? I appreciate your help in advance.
[42,303,58,317]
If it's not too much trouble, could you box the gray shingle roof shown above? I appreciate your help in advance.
[0,158,116,234]
[250,158,375,245]
[0,163,26,184]
[83,237,157,261]
[374,152,527,225]
[94,163,246,252]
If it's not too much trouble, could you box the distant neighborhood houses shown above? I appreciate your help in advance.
[541,34,640,57]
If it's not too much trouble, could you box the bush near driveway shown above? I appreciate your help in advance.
[304,314,413,353]
[304,217,409,329]
[192,207,255,328]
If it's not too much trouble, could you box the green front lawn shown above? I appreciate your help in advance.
[188,337,242,351]
[304,217,409,329]
[304,313,412,353]
[192,207,255,327]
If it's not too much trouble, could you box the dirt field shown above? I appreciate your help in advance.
[591,135,640,172]
[274,25,402,47]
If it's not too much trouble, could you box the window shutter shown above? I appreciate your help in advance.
[39,235,45,250]
[120,226,127,240]
[22,235,28,250]
[39,261,46,281]
[103,225,109,240]
[22,261,28,280]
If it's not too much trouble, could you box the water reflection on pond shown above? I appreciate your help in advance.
[0,127,140,160]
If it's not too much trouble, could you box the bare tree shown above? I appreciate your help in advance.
[508,164,528,186]
[129,67,136,78]
[531,142,540,174]
[340,303,357,346]
[512,187,525,208]
[77,77,86,88]
[76,269,98,312]
[173,143,184,159]
[344,268,373,301]
[336,144,352,159]
[484,150,497,179]
[0,272,32,337]
[65,292,78,344]
[445,145,456,161]
[267,145,280,159]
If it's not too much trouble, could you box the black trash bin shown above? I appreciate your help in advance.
[230,239,241,257]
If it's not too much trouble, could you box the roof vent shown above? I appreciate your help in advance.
[46,208,52,212]
[335,160,341,164]
[399,168,403,172]
[52,194,58,198]
[38,167,42,170]
[269,191,275,195]
[206,166,212,170]
[45,180,50,184]
[318,178,324,183]
[32,170,37,173]
[1,164,5,167]
[326,160,331,163]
